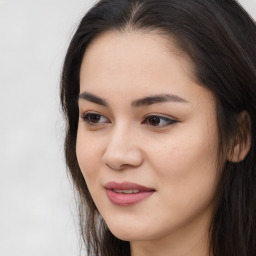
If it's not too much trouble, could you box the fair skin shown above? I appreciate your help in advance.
[76,30,221,256]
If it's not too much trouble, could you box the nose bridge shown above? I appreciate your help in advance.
[102,121,143,170]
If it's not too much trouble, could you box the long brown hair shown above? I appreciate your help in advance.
[60,0,256,255]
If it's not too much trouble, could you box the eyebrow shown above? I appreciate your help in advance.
[78,91,189,107]
[131,94,189,107]
[78,92,109,107]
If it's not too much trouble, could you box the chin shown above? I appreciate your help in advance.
[105,219,156,242]
[109,228,146,242]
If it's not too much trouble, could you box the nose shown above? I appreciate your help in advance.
[102,125,143,170]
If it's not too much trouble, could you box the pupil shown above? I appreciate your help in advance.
[90,114,101,123]
[149,116,160,126]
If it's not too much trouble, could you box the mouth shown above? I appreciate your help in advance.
[104,181,155,206]
[112,189,140,194]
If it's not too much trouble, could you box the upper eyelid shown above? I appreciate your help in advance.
[80,111,176,119]
[80,110,106,117]
[80,111,177,120]
[80,112,177,129]
[80,112,110,126]
[142,115,177,125]
[143,113,178,121]
[81,111,109,119]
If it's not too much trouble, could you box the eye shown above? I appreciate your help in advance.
[142,115,177,127]
[80,112,109,125]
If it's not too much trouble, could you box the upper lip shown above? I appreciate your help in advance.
[104,181,155,192]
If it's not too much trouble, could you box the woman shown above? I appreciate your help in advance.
[60,0,256,255]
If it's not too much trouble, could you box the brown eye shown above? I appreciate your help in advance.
[88,114,101,123]
[81,112,109,125]
[143,115,176,127]
[148,116,161,126]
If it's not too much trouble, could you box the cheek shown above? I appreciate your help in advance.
[149,132,216,171]
[76,128,102,178]
[140,142,219,236]
[76,130,107,207]
[147,127,219,206]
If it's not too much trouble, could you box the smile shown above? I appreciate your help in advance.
[105,181,155,206]
[113,189,140,194]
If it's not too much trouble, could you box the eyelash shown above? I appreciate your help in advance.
[142,115,176,127]
[81,112,109,126]
[80,112,177,127]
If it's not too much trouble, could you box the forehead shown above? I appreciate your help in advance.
[82,31,193,77]
[79,30,212,105]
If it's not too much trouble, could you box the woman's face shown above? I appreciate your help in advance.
[77,31,221,243]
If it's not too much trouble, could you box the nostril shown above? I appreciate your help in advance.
[105,162,123,171]
[102,146,143,170]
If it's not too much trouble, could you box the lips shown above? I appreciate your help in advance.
[105,181,155,206]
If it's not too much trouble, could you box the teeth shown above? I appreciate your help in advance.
[113,189,140,194]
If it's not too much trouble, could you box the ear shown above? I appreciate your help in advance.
[228,111,251,163]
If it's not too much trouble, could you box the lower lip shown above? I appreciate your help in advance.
[106,189,154,206]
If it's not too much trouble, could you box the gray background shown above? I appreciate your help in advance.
[0,1,255,256]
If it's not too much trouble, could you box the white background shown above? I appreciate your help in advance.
[0,1,255,256]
